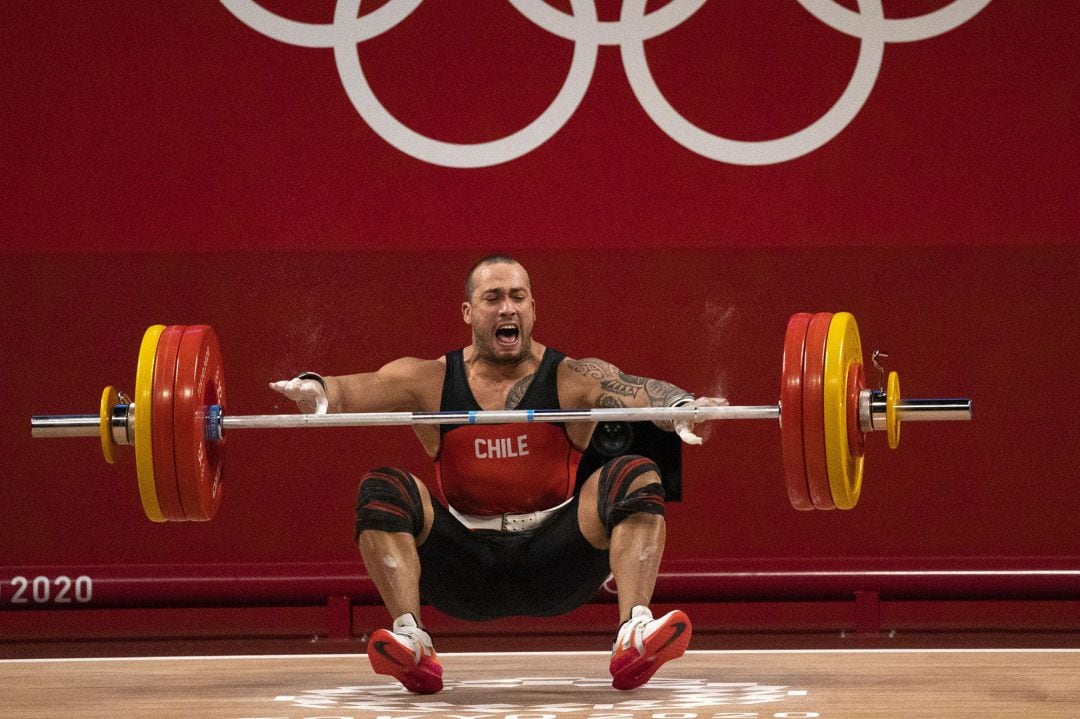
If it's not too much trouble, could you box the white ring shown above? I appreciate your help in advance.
[332,0,598,168]
[795,0,993,43]
[620,0,885,166]
[509,0,709,45]
[220,0,421,47]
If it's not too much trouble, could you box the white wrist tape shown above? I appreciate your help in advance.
[295,371,328,392]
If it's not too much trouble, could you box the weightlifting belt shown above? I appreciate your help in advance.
[447,497,572,533]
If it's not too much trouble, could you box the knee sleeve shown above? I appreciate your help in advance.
[354,467,424,540]
[596,455,665,533]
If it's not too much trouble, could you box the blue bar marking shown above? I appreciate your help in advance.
[527,410,535,422]
[468,411,477,424]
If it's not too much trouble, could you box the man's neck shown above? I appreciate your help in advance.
[463,342,545,382]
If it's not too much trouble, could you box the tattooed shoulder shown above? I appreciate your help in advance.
[505,373,535,409]
[565,357,616,380]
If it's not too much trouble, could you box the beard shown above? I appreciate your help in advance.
[474,331,532,366]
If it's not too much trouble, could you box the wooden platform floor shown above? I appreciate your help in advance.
[2,648,1079,718]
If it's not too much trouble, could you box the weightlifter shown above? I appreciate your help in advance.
[271,254,725,694]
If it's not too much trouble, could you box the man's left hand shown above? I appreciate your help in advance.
[674,396,728,445]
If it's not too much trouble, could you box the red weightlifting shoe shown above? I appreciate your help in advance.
[367,613,443,694]
[609,606,692,691]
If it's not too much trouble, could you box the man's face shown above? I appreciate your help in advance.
[462,262,536,365]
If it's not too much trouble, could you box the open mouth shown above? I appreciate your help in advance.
[495,323,520,346]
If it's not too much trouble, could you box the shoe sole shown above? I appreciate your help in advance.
[368,629,443,694]
[611,610,692,691]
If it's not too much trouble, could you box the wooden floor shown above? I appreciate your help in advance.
[2,649,1079,718]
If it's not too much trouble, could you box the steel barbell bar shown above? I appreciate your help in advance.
[31,399,970,439]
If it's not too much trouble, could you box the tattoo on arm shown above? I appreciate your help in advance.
[597,394,626,408]
[565,359,608,380]
[567,358,691,429]
[505,373,535,409]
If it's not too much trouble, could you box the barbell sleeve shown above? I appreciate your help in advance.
[30,415,102,438]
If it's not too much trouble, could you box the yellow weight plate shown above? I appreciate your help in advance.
[886,370,901,449]
[135,325,167,522]
[99,385,119,465]
[822,312,864,510]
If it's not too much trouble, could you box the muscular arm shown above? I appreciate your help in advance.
[562,357,692,430]
[325,357,443,414]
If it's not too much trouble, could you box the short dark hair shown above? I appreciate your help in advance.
[464,254,523,300]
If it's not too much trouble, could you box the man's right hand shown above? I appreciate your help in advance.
[269,376,328,415]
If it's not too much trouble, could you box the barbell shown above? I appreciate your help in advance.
[30,312,971,521]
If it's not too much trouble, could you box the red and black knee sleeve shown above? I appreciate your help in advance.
[596,455,665,533]
[354,467,424,540]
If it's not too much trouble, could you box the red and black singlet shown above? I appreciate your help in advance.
[432,348,582,516]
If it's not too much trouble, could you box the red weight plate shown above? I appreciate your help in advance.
[846,362,866,460]
[174,325,226,521]
[151,325,187,521]
[780,313,813,510]
[802,312,835,510]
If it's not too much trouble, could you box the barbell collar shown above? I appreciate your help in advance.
[112,402,134,445]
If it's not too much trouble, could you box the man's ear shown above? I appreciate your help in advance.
[461,301,472,325]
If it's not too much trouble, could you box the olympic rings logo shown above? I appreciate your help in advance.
[221,0,991,168]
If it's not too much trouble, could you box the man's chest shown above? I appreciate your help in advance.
[467,375,533,411]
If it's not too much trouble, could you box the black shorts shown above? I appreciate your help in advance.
[418,496,611,621]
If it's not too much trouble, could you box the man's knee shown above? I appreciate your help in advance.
[596,455,665,534]
[354,467,425,540]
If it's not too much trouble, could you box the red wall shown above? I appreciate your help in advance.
[2,1,1079,624]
